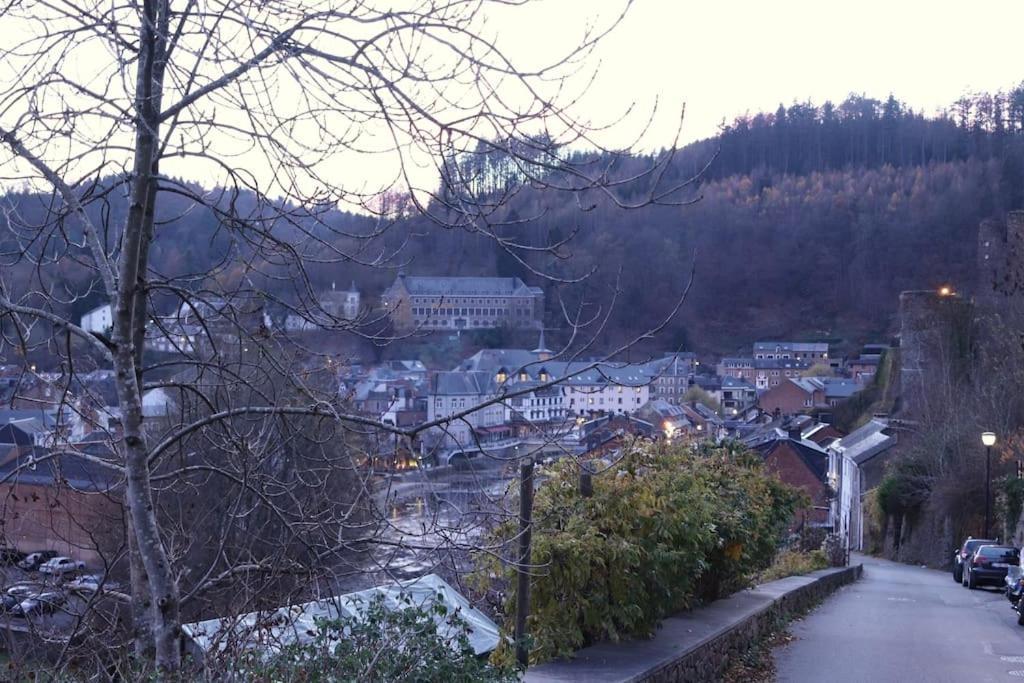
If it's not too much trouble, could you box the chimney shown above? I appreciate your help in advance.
[787,425,803,441]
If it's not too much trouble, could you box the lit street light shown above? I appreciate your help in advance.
[982,432,997,538]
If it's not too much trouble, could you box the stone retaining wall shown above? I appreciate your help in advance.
[525,564,862,683]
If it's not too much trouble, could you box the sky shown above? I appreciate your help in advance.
[494,0,1024,151]
[3,0,1024,200]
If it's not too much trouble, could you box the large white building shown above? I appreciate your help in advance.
[381,274,544,331]
[80,304,112,334]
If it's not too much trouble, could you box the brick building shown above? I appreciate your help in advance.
[381,274,544,331]
[0,447,122,563]
[752,432,831,528]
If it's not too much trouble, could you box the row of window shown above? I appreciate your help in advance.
[413,307,528,317]
[412,297,527,305]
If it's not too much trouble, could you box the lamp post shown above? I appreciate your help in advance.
[982,432,997,538]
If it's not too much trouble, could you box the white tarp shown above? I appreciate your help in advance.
[181,573,500,658]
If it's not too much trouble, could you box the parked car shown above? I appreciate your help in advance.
[6,584,43,600]
[0,594,20,613]
[0,547,25,566]
[1006,566,1024,604]
[953,537,997,583]
[963,544,1019,589]
[11,591,65,618]
[66,574,109,592]
[39,557,85,576]
[17,551,58,571]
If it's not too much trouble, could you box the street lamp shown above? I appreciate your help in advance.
[982,432,997,538]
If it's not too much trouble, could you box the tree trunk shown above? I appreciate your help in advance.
[112,0,180,671]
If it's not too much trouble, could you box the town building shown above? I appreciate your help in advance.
[284,282,361,331]
[759,377,862,416]
[753,341,830,363]
[717,357,755,382]
[381,274,544,331]
[643,353,698,405]
[753,358,813,390]
[720,376,757,414]
[79,304,112,334]
[828,419,897,551]
[0,447,121,563]
[750,427,832,529]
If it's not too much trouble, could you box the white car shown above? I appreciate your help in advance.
[38,557,85,576]
[65,574,110,592]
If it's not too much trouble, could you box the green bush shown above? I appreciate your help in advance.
[215,593,517,682]
[480,441,804,664]
[758,549,829,583]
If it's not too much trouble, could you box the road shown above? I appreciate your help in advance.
[774,554,1024,682]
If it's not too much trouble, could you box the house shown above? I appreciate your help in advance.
[79,304,112,334]
[577,414,657,460]
[759,377,863,416]
[846,355,881,384]
[149,293,271,352]
[0,409,60,447]
[283,281,361,331]
[828,419,898,551]
[636,400,692,437]
[753,358,813,391]
[679,402,724,439]
[426,371,505,448]
[751,429,832,529]
[717,357,756,382]
[381,273,544,331]
[643,353,697,405]
[753,341,829,363]
[720,376,757,414]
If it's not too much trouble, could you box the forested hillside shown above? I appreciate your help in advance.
[4,87,1023,354]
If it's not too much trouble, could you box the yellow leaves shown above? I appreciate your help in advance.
[724,542,743,561]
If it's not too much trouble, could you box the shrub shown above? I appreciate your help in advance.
[480,441,804,663]
[211,593,517,682]
[758,549,828,583]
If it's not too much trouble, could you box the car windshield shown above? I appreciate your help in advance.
[978,546,1018,560]
[965,540,997,553]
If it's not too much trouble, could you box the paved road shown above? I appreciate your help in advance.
[774,554,1024,682]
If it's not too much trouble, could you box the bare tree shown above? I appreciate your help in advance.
[0,0,697,674]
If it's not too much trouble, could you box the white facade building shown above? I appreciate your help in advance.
[80,304,112,334]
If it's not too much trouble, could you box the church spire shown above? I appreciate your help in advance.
[532,328,552,361]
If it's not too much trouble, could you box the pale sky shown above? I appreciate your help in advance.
[495,0,1024,150]
[2,0,1023,200]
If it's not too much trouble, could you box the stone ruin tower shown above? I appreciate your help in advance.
[978,210,1024,305]
[897,290,973,419]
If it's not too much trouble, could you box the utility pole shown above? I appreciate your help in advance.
[514,457,535,669]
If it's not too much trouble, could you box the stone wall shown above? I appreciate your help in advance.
[525,564,862,683]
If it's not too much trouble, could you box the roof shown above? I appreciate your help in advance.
[721,376,756,390]
[432,371,494,396]
[754,341,829,353]
[390,276,540,297]
[753,436,829,482]
[788,377,862,399]
[0,409,57,429]
[458,349,539,373]
[755,358,813,370]
[181,574,499,658]
[833,419,897,465]
[0,447,120,492]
